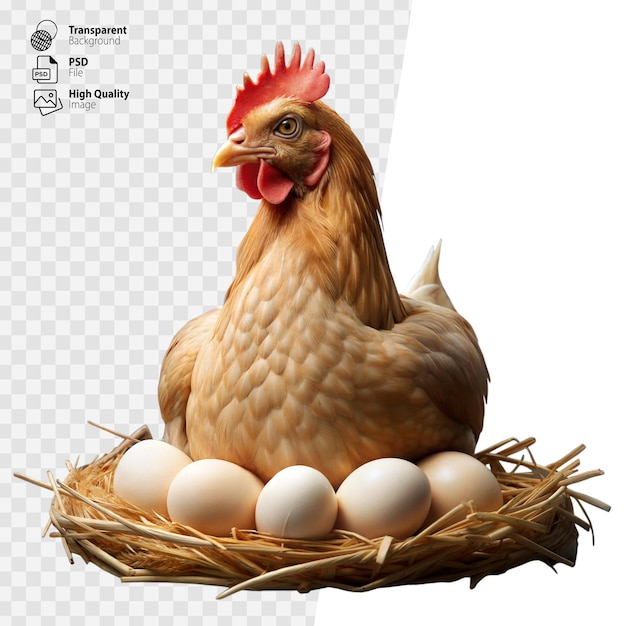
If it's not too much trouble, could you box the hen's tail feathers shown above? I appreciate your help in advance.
[404,240,456,311]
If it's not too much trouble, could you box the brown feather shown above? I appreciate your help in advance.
[159,100,489,488]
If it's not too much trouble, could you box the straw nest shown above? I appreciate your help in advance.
[17,424,609,598]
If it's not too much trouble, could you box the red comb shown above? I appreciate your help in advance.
[226,42,330,135]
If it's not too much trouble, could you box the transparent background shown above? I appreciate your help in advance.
[2,1,411,624]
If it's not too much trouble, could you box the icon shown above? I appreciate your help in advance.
[33,89,63,116]
[32,55,58,84]
[30,20,58,51]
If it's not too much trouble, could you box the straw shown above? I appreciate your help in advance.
[15,426,610,598]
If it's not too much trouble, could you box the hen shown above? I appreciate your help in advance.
[158,43,489,488]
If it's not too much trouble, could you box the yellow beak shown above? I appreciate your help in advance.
[212,128,276,171]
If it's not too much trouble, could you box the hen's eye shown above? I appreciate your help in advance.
[274,117,301,139]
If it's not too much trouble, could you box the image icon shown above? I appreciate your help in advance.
[30,20,58,51]
[32,55,58,84]
[33,89,63,116]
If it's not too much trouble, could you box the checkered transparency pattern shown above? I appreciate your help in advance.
[3,1,411,624]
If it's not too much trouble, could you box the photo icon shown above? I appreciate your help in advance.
[33,89,63,116]
[34,89,57,108]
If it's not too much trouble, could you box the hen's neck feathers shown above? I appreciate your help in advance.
[224,101,406,331]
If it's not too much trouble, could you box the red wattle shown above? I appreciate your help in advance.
[236,163,263,199]
[236,161,294,205]
[257,160,294,205]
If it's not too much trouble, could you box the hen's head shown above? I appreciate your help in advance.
[212,42,336,206]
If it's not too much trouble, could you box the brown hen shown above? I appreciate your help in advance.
[158,43,489,488]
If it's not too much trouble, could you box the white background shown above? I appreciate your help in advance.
[315,1,624,623]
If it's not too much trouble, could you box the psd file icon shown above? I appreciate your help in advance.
[34,89,63,116]
[32,56,58,84]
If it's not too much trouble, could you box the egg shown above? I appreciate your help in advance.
[166,459,264,536]
[335,458,431,539]
[255,465,337,539]
[417,451,504,527]
[113,439,192,516]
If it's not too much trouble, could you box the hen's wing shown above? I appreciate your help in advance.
[400,242,488,440]
[395,298,489,442]
[158,309,220,452]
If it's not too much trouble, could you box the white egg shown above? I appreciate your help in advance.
[417,451,504,527]
[255,465,338,539]
[166,459,264,536]
[336,458,431,540]
[113,439,192,516]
